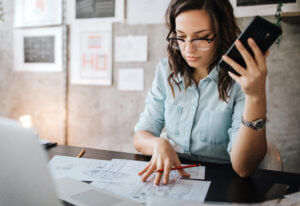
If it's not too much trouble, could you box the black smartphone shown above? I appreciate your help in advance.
[218,16,282,76]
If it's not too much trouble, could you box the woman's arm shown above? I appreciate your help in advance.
[133,130,160,155]
[223,38,269,177]
[230,95,267,177]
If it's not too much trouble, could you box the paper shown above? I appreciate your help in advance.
[146,196,203,206]
[48,155,109,181]
[115,36,147,62]
[127,0,170,25]
[55,177,142,206]
[107,159,205,180]
[284,191,300,201]
[49,156,209,204]
[91,159,209,203]
[118,68,144,91]
[92,177,210,203]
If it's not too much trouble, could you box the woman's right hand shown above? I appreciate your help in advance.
[138,138,190,186]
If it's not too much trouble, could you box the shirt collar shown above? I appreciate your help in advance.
[175,65,219,84]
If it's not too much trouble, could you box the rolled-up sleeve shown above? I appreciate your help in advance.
[227,85,245,154]
[134,60,167,137]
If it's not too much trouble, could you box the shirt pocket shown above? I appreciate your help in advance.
[199,109,231,144]
[164,102,183,137]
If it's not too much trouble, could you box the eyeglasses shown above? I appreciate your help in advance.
[166,31,216,51]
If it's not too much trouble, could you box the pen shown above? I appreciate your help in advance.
[155,163,201,172]
[77,149,85,158]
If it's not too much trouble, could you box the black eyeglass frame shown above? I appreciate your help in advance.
[166,30,216,47]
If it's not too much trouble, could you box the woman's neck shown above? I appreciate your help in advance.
[193,67,209,86]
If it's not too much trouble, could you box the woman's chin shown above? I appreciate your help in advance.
[186,61,201,68]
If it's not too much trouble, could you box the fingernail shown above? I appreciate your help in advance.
[235,40,241,46]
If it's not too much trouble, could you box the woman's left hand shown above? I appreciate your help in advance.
[222,38,269,98]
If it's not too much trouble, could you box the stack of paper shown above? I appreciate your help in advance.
[48,155,210,203]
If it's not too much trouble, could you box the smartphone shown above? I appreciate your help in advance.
[218,16,282,76]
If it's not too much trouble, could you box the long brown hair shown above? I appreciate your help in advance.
[165,0,241,101]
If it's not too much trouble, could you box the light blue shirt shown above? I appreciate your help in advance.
[135,58,245,163]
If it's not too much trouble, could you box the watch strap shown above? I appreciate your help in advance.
[242,116,266,131]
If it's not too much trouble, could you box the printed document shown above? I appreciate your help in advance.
[48,155,210,203]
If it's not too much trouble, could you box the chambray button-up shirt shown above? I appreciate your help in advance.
[135,58,245,163]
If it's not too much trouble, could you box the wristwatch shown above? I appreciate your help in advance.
[242,116,266,130]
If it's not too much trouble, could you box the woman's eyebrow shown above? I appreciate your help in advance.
[176,29,210,34]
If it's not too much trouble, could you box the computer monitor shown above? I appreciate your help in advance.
[0,116,61,206]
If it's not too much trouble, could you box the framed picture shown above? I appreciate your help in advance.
[66,0,124,23]
[14,0,62,27]
[70,21,112,85]
[230,0,300,17]
[14,27,63,72]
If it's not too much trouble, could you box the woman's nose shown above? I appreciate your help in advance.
[184,41,197,53]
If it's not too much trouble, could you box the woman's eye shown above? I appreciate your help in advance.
[195,35,209,39]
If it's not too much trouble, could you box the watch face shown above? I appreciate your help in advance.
[254,119,264,129]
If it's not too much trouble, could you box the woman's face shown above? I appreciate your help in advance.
[175,9,217,70]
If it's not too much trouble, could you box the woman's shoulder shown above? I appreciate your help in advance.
[156,57,170,73]
[154,57,172,80]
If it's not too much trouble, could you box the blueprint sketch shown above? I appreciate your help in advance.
[48,156,210,203]
[109,159,205,180]
[48,155,109,181]
[91,159,209,203]
[92,176,210,203]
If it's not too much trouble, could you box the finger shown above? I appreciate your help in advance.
[138,162,151,176]
[178,169,190,178]
[228,71,242,84]
[141,164,156,182]
[222,55,247,76]
[154,171,163,186]
[248,38,266,70]
[174,156,190,178]
[265,50,270,58]
[235,40,257,70]
[163,161,171,185]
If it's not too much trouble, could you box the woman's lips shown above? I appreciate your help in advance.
[186,56,200,62]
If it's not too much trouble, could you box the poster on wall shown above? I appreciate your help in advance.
[230,0,299,17]
[127,0,170,25]
[115,36,148,62]
[14,0,62,27]
[14,27,63,72]
[118,68,144,91]
[66,0,124,23]
[70,21,112,85]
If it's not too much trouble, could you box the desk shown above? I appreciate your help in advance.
[47,145,300,203]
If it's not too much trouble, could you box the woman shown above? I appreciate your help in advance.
[134,0,269,186]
